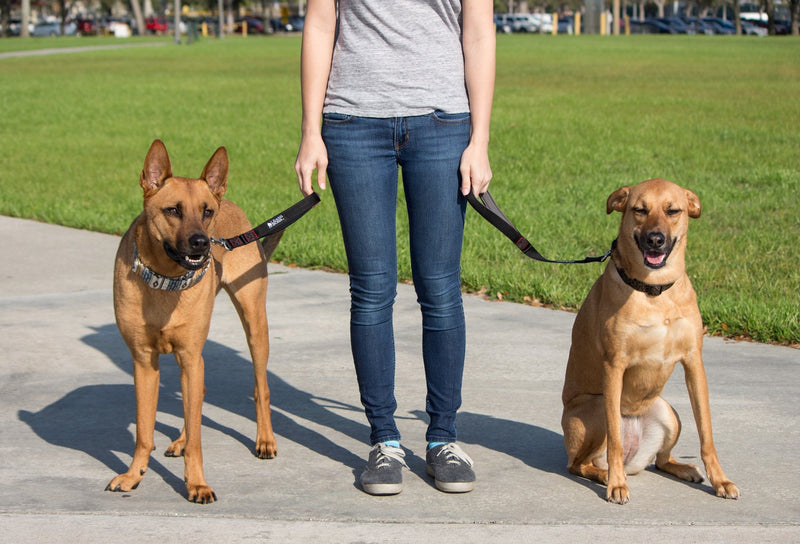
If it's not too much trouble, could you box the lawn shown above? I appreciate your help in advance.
[1,34,798,344]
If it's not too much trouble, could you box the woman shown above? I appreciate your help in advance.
[295,0,495,495]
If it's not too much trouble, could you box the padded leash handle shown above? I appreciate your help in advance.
[466,191,611,265]
[213,192,321,251]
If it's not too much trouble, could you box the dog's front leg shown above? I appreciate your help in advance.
[683,351,739,499]
[176,351,216,504]
[107,351,160,493]
[603,360,630,504]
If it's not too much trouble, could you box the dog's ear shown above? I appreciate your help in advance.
[686,189,701,219]
[140,139,172,196]
[606,186,630,214]
[200,146,228,199]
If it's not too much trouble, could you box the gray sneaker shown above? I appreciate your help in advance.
[360,443,407,495]
[426,443,476,493]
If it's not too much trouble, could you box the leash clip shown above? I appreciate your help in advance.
[210,237,233,251]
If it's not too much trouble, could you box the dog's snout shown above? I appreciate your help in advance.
[646,231,666,249]
[188,233,210,253]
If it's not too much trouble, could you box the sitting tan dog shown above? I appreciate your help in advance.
[107,140,278,503]
[561,178,739,504]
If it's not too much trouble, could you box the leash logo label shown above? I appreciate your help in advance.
[267,214,285,229]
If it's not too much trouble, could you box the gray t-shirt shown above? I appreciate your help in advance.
[323,0,470,117]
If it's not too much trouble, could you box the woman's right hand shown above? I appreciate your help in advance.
[295,132,328,196]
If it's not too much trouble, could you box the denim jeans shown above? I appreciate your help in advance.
[322,112,471,445]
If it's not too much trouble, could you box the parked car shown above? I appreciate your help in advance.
[495,13,540,32]
[75,16,97,35]
[8,18,24,36]
[740,20,767,36]
[32,21,77,36]
[287,15,304,31]
[701,17,735,34]
[680,16,715,35]
[557,16,574,34]
[628,19,677,34]
[536,13,554,33]
[494,14,512,33]
[270,15,304,32]
[235,17,266,34]
[656,17,691,33]
[104,17,135,36]
[145,17,168,34]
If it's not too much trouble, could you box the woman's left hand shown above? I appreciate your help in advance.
[460,142,492,197]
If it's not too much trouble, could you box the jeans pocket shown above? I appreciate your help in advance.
[322,112,353,126]
[431,111,471,125]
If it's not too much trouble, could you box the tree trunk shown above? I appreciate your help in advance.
[21,0,30,38]
[131,0,145,37]
[1,0,10,38]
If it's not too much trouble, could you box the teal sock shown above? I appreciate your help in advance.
[427,441,447,450]
[382,440,401,448]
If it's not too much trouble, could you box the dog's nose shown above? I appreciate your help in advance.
[646,232,666,249]
[188,233,210,253]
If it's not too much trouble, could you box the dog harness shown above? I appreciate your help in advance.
[132,244,210,291]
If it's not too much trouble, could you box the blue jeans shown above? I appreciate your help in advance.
[322,112,471,445]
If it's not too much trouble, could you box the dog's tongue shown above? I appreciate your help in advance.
[646,252,666,266]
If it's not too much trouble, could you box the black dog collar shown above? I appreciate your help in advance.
[614,264,674,297]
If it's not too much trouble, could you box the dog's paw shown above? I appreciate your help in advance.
[713,480,739,500]
[606,483,630,505]
[165,440,186,457]
[657,460,704,483]
[187,483,217,504]
[106,471,144,493]
[255,439,278,459]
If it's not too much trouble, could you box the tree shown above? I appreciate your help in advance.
[130,0,145,39]
[763,0,776,34]
[1,0,10,38]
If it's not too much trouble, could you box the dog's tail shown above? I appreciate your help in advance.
[261,231,284,262]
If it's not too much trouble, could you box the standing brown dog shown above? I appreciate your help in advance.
[561,178,738,504]
[107,139,278,503]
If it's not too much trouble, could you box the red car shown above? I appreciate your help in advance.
[145,17,168,34]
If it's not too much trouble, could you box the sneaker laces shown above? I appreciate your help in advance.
[433,443,473,467]
[373,443,408,469]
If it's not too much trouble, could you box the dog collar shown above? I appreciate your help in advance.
[132,244,210,291]
[614,264,674,297]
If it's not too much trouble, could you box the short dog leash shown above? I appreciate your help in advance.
[467,191,611,264]
[211,192,321,251]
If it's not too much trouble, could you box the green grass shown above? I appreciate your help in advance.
[1,34,798,344]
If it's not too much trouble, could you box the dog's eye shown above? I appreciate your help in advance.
[203,209,214,219]
[632,207,647,215]
[666,209,681,217]
[163,206,181,218]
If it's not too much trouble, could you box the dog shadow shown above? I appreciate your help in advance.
[17,323,366,499]
[18,323,609,500]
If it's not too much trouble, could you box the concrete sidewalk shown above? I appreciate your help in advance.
[0,215,797,543]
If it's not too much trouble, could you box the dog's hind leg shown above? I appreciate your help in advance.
[107,351,160,493]
[640,397,704,483]
[563,395,610,484]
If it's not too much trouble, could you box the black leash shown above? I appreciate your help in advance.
[212,192,321,251]
[466,191,611,264]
